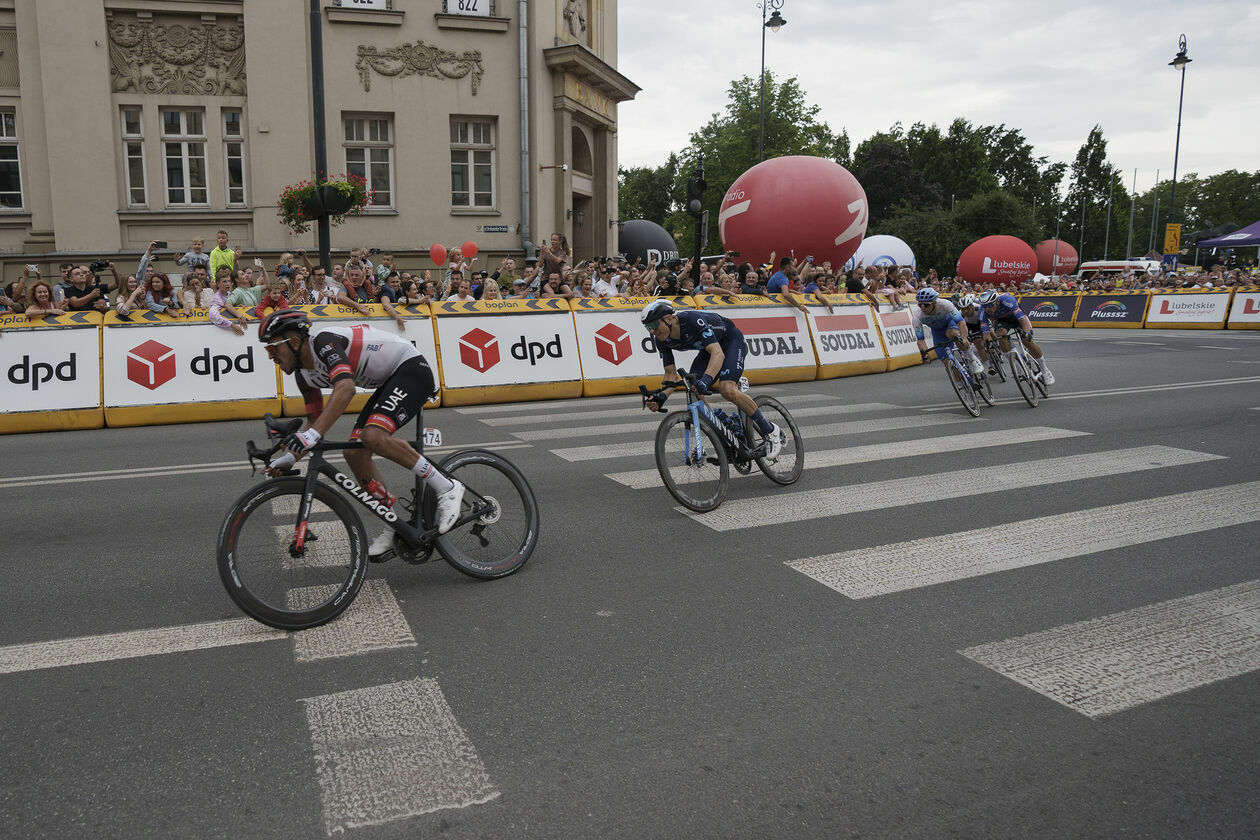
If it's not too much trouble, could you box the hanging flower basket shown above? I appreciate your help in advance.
[277,175,373,234]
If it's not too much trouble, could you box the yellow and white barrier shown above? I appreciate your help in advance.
[0,311,104,434]
[1145,289,1232,329]
[872,303,922,371]
[1227,287,1260,330]
[101,309,280,427]
[810,294,889,378]
[430,298,583,406]
[570,296,697,397]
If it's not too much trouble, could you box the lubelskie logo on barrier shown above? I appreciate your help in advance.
[7,354,78,391]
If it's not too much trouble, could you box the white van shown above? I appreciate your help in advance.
[1074,260,1162,281]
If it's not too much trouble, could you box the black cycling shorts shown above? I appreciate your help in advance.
[687,333,748,384]
[350,355,437,439]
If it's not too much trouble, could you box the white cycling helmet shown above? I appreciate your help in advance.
[978,290,999,307]
[958,294,978,309]
[916,287,939,304]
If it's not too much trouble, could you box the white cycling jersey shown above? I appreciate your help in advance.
[298,324,419,390]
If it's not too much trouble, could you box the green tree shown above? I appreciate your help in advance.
[874,208,963,276]
[850,137,942,226]
[1059,126,1134,261]
[616,154,680,225]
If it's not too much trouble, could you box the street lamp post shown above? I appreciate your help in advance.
[1166,34,1191,270]
[758,0,786,163]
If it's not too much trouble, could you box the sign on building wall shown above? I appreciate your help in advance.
[446,0,491,17]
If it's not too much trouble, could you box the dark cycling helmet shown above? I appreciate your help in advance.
[640,299,675,328]
[916,287,939,304]
[978,290,999,307]
[258,309,311,342]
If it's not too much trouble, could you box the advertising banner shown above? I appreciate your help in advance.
[874,304,921,370]
[1145,291,1230,329]
[1073,294,1150,328]
[810,296,887,379]
[1226,288,1260,329]
[692,295,818,384]
[0,311,104,433]
[1017,294,1079,328]
[570,296,698,396]
[102,310,280,426]
[431,298,583,405]
[279,304,440,415]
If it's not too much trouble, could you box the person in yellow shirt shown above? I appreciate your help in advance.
[208,228,241,280]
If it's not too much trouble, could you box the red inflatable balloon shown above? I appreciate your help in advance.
[461,240,479,260]
[1035,239,1078,276]
[429,243,447,265]
[956,236,1037,283]
[719,156,868,270]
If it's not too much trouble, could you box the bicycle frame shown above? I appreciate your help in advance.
[676,381,758,464]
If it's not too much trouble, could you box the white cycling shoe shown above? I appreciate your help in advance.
[435,480,466,535]
[1042,368,1056,386]
[368,528,395,561]
[969,359,986,377]
[764,423,785,459]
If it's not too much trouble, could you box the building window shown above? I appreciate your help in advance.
[0,107,23,210]
[121,107,147,207]
[161,108,208,206]
[450,118,494,209]
[222,108,246,207]
[343,115,392,208]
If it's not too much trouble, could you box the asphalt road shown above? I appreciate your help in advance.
[2,327,1258,839]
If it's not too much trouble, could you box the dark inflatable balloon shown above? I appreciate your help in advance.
[617,220,680,267]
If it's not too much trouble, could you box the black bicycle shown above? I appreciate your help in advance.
[639,371,804,512]
[217,414,539,630]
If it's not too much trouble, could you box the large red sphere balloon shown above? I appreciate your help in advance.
[461,240,479,260]
[956,235,1036,283]
[719,156,868,269]
[1035,239,1078,275]
[429,243,447,265]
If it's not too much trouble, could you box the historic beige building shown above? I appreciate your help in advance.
[0,0,638,275]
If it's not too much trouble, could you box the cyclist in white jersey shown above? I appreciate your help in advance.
[259,310,464,560]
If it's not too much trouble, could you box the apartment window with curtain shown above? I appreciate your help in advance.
[343,115,392,208]
[222,108,246,207]
[450,117,495,209]
[0,107,23,209]
[160,108,208,205]
[121,106,147,207]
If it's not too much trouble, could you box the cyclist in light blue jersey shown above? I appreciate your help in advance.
[913,288,984,376]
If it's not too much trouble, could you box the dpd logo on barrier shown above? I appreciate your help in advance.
[7,354,78,391]
[126,339,257,390]
[594,323,632,366]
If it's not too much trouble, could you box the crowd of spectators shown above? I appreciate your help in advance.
[2,225,1257,331]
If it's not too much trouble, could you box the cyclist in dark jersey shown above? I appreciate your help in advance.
[258,310,464,560]
[639,300,784,457]
[979,290,1055,385]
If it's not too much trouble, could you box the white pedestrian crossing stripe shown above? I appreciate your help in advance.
[546,412,978,456]
[960,579,1260,718]
[684,446,1224,531]
[301,677,499,834]
[787,481,1260,598]
[608,426,1090,489]
[478,401,900,427]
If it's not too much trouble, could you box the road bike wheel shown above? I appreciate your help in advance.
[752,395,804,485]
[654,410,729,512]
[977,371,996,406]
[1030,356,1050,398]
[987,344,1007,382]
[946,360,982,417]
[217,477,367,631]
[435,450,539,580]
[1009,352,1039,407]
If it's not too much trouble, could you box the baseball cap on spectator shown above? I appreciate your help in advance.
[513,277,527,287]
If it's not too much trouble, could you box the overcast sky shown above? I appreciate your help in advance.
[615,0,1259,190]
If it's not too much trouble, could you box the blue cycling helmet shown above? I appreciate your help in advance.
[916,287,939,304]
[640,299,675,329]
[978,290,999,307]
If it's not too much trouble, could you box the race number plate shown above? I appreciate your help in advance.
[423,427,442,447]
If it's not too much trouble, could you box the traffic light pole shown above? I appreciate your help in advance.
[687,156,707,285]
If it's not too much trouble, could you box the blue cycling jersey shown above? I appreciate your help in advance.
[985,293,1024,322]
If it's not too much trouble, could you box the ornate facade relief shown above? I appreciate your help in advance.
[106,13,246,96]
[356,41,484,94]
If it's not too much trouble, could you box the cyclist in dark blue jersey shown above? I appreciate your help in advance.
[979,290,1055,385]
[639,300,784,457]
